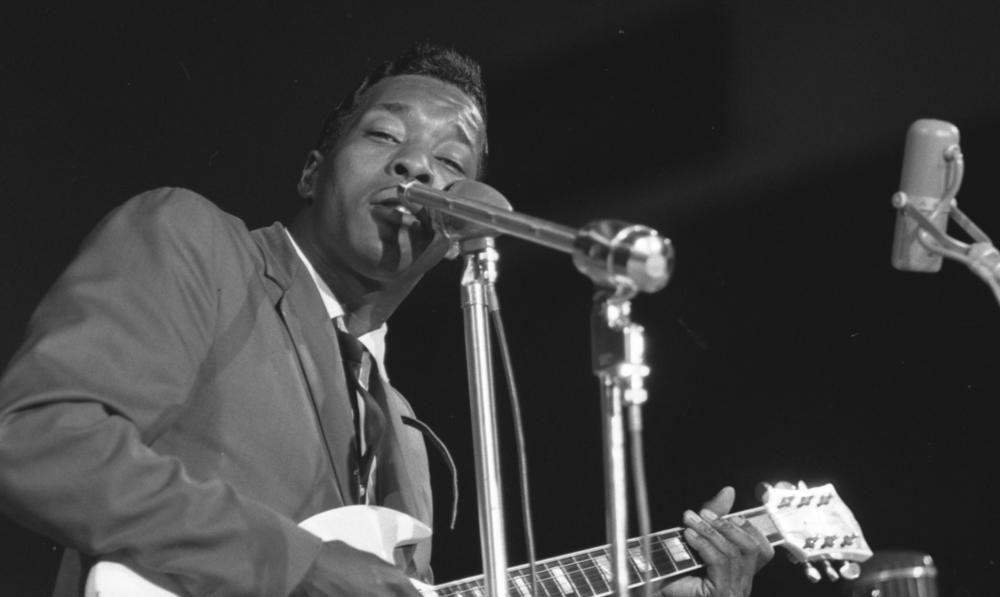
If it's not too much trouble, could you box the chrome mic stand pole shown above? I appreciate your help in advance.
[592,286,649,597]
[460,236,508,597]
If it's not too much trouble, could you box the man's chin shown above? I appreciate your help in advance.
[370,227,446,281]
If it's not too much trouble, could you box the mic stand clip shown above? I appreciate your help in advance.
[893,191,1000,300]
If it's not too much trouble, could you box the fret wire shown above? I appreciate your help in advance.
[455,579,478,597]
[592,548,615,586]
[566,557,615,583]
[646,531,678,577]
[506,570,520,597]
[512,560,569,597]
[575,552,610,595]
[565,554,598,595]
[624,536,651,585]
[656,531,686,573]
[509,573,528,597]
[663,530,703,570]
[465,579,484,597]
[533,563,560,596]
[546,561,577,595]
[566,549,664,592]
[510,565,553,597]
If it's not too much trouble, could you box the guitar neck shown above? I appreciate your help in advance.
[431,507,782,597]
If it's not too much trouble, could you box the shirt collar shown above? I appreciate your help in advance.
[285,230,389,379]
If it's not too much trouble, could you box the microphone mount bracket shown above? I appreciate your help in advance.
[893,191,1000,304]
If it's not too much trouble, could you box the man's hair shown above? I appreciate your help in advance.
[314,43,489,178]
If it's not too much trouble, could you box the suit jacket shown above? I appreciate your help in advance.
[0,188,433,596]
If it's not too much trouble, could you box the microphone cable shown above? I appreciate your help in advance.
[486,284,538,596]
[628,401,654,597]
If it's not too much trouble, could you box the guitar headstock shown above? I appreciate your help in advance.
[761,481,873,583]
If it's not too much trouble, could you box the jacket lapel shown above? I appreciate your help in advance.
[375,385,432,524]
[252,223,358,506]
[374,383,434,579]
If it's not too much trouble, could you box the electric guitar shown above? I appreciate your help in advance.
[85,481,871,596]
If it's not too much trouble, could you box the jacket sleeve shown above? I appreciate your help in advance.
[0,188,323,596]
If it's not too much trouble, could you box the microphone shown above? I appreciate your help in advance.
[398,180,674,294]
[436,179,513,255]
[891,119,961,272]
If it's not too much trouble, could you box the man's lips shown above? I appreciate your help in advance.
[371,197,430,231]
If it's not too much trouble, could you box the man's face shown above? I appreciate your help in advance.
[299,74,485,283]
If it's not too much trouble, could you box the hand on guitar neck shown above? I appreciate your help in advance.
[659,487,774,597]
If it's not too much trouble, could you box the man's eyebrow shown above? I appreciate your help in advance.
[368,102,477,149]
[449,122,476,150]
[371,102,412,116]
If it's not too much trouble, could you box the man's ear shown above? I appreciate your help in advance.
[297,150,325,201]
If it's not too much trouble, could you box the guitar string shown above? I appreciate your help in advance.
[432,508,782,597]
[433,533,698,597]
[432,501,852,597]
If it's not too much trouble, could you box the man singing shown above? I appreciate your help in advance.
[0,44,772,596]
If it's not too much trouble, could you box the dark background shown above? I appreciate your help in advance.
[2,2,999,595]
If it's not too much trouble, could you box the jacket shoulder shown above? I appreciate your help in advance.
[110,187,247,235]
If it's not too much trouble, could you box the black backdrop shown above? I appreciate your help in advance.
[2,2,999,595]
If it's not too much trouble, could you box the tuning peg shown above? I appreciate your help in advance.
[821,559,840,582]
[756,480,796,503]
[801,562,822,583]
[754,483,771,502]
[838,561,861,580]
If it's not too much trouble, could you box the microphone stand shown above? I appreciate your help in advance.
[592,284,650,597]
[458,236,508,597]
[398,181,674,597]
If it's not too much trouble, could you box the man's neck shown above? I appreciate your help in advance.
[287,222,420,337]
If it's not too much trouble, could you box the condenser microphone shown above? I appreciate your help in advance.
[890,119,961,272]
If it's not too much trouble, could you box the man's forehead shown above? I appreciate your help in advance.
[359,75,485,143]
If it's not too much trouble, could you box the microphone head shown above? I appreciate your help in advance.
[444,179,513,211]
[572,220,674,294]
[442,180,513,253]
[891,119,960,272]
[898,119,959,198]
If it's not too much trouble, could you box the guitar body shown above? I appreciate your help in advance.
[84,505,432,597]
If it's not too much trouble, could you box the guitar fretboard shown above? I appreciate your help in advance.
[430,507,780,597]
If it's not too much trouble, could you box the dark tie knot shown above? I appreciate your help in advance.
[334,326,367,363]
[334,324,374,392]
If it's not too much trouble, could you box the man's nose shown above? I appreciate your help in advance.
[390,148,434,186]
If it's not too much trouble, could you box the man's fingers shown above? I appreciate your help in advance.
[700,486,735,517]
[683,509,739,561]
[732,515,776,570]
[708,513,758,551]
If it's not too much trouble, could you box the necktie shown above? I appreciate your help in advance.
[334,323,387,503]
